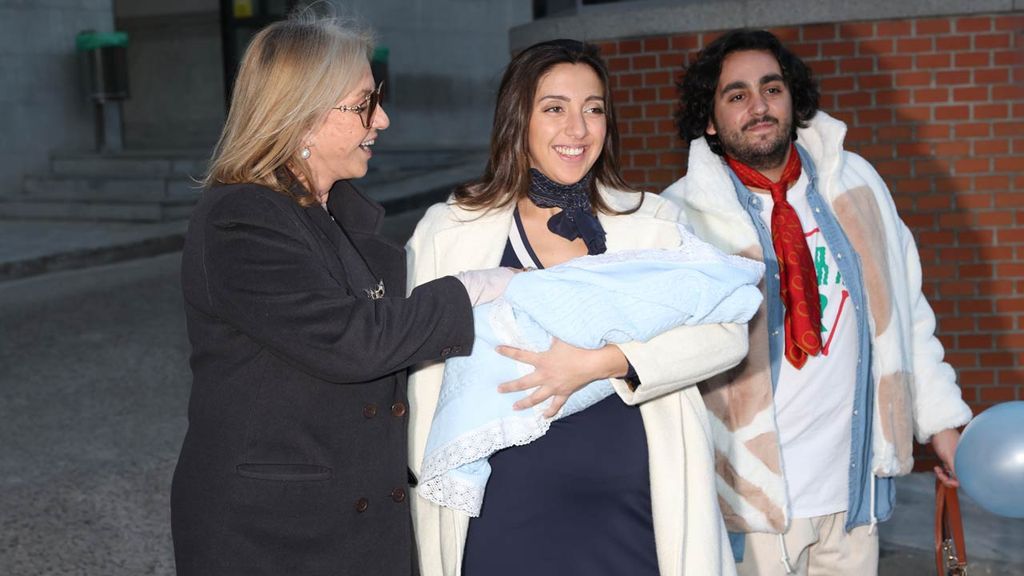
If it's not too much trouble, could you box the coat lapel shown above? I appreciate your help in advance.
[430,204,514,277]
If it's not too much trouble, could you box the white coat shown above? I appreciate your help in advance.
[406,184,747,576]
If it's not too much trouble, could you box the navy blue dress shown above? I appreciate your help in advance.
[461,209,658,576]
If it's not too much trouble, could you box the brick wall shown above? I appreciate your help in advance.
[596,12,1024,428]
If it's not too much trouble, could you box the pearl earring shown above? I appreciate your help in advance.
[300,147,311,159]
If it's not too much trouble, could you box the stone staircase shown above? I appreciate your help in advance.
[0,151,209,222]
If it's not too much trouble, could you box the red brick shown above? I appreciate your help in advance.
[858,108,893,124]
[960,299,994,314]
[933,141,970,156]
[858,38,894,55]
[936,70,972,85]
[946,352,978,366]
[629,120,657,135]
[980,386,1016,402]
[994,121,1024,137]
[619,39,643,54]
[979,316,1015,332]
[995,157,1024,172]
[878,125,913,140]
[619,72,643,87]
[821,76,855,91]
[979,280,1017,296]
[840,22,876,37]
[632,54,657,70]
[633,87,658,102]
[976,33,1012,49]
[670,34,699,50]
[975,68,1010,83]
[916,125,950,139]
[975,103,1009,119]
[645,135,673,149]
[976,210,1014,226]
[956,17,993,33]
[838,92,872,108]
[878,21,913,36]
[914,87,948,103]
[973,139,1009,156]
[896,141,930,157]
[821,41,855,57]
[993,50,1024,66]
[995,192,1024,208]
[956,158,991,173]
[955,193,993,209]
[874,89,911,106]
[970,175,1011,190]
[916,158,952,175]
[917,53,952,69]
[657,86,677,101]
[938,281,976,296]
[846,126,874,143]
[612,88,630,103]
[619,104,644,119]
[897,37,934,53]
[894,71,931,86]
[931,105,965,121]
[917,196,953,211]
[901,106,933,122]
[961,370,996,385]
[642,36,669,52]
[959,334,993,349]
[1014,138,1024,155]
[936,35,972,51]
[802,24,837,41]
[658,52,685,69]
[916,18,951,35]
[955,123,991,138]
[856,73,892,90]
[992,83,1024,100]
[955,52,991,67]
[960,263,993,278]
[608,56,631,72]
[809,59,836,76]
[959,228,994,245]
[878,55,914,70]
[952,86,989,102]
[783,42,816,60]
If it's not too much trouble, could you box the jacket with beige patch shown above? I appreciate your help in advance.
[662,112,972,534]
[406,186,747,576]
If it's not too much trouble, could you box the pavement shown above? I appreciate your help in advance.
[1,146,1022,574]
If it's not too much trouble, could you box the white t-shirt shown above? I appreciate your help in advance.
[756,171,858,519]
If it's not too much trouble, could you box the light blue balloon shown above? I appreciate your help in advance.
[955,401,1024,518]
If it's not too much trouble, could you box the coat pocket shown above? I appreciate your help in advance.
[235,463,332,482]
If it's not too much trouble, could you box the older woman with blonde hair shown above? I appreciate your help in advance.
[171,13,510,576]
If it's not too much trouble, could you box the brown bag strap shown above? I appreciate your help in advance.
[934,478,968,575]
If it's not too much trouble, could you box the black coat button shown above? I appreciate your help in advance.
[355,497,369,513]
[441,346,452,357]
[391,402,407,417]
[391,488,406,503]
[363,404,377,418]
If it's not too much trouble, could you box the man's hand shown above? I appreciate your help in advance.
[931,427,961,488]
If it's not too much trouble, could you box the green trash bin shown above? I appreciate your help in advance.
[77,31,129,152]
[76,31,130,102]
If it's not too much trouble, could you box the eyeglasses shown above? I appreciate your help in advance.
[332,81,384,128]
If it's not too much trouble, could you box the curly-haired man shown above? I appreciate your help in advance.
[663,29,971,576]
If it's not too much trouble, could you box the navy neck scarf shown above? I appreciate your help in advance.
[526,168,607,255]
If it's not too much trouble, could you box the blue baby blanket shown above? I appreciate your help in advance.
[419,230,764,516]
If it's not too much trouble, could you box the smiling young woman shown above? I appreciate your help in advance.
[406,39,747,576]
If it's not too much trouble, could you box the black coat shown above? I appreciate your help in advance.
[171,182,473,576]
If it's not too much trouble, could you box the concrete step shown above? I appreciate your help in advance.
[23,175,202,203]
[0,199,195,222]
[49,152,209,179]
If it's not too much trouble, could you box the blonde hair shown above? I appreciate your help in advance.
[203,11,374,205]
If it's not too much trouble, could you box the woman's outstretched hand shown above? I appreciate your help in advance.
[496,338,628,418]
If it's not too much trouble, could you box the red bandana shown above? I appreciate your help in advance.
[726,144,822,368]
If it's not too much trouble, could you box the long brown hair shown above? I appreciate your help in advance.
[202,12,373,206]
[453,39,641,214]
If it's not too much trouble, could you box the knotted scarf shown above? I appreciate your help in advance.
[726,144,822,368]
[526,168,606,254]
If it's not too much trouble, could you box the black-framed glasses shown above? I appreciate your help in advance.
[332,81,384,128]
